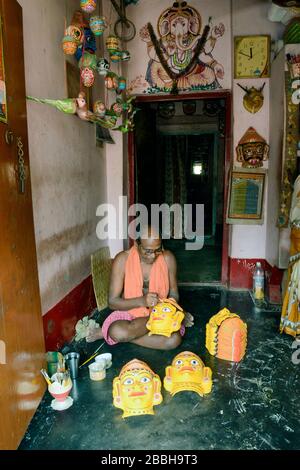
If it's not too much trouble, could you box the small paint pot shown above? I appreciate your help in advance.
[95,353,112,369]
[88,361,106,381]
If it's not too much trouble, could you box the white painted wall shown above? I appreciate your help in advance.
[18,0,108,314]
[230,0,284,261]
[123,0,284,264]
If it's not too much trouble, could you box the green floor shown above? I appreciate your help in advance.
[163,240,222,282]
[19,287,299,450]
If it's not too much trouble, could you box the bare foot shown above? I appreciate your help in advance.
[86,325,104,343]
[183,312,194,328]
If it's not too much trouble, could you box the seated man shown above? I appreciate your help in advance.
[87,225,191,349]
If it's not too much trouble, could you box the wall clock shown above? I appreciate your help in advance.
[234,35,271,79]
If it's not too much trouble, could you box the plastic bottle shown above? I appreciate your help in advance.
[253,262,265,300]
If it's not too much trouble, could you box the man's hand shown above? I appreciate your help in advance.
[183,311,194,328]
[143,292,159,308]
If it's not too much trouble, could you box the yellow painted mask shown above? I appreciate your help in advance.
[146,298,185,337]
[113,359,163,418]
[164,351,212,397]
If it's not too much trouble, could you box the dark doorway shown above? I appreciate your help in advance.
[131,94,231,285]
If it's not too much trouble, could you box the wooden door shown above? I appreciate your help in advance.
[0,0,46,450]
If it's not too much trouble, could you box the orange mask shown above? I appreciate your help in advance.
[164,351,212,397]
[113,359,163,418]
[206,308,247,362]
[146,298,185,337]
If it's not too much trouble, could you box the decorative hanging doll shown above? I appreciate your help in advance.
[236,127,269,168]
[75,27,97,61]
[93,101,106,118]
[117,76,127,92]
[121,50,131,62]
[90,16,107,36]
[146,298,184,338]
[105,72,119,90]
[110,51,122,63]
[96,58,110,76]
[106,35,120,53]
[80,67,95,87]
[206,308,247,362]
[65,25,84,44]
[113,359,163,418]
[62,35,78,55]
[80,0,97,14]
[79,51,98,70]
[111,102,123,117]
[164,351,213,397]
[27,92,92,121]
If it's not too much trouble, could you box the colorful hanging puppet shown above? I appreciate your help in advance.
[113,359,163,418]
[206,308,247,362]
[146,298,185,337]
[164,351,212,397]
[26,92,136,133]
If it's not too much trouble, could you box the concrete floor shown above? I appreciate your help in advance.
[19,287,300,450]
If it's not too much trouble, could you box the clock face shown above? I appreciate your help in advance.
[235,36,270,79]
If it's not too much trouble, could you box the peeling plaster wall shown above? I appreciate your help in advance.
[18,0,107,314]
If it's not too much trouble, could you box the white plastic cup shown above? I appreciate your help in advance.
[88,361,106,381]
[95,353,112,369]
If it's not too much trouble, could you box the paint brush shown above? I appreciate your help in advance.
[40,369,52,386]
[79,341,105,368]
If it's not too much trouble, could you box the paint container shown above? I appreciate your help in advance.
[95,353,112,369]
[65,352,80,380]
[88,360,106,381]
[46,352,59,377]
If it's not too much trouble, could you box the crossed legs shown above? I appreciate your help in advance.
[108,317,182,350]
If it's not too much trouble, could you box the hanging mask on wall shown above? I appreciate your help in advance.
[113,359,163,418]
[236,127,269,168]
[237,83,265,114]
[164,351,213,397]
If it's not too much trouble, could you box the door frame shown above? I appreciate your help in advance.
[128,91,232,286]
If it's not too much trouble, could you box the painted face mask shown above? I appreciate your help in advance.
[236,127,269,168]
[113,359,163,418]
[164,351,212,397]
[206,308,247,362]
[146,298,185,337]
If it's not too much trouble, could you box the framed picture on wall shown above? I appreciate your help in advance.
[226,168,266,224]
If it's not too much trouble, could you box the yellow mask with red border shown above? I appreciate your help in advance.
[146,298,185,337]
[113,359,163,418]
[164,351,212,397]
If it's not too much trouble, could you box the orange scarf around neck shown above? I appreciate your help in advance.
[124,245,170,318]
